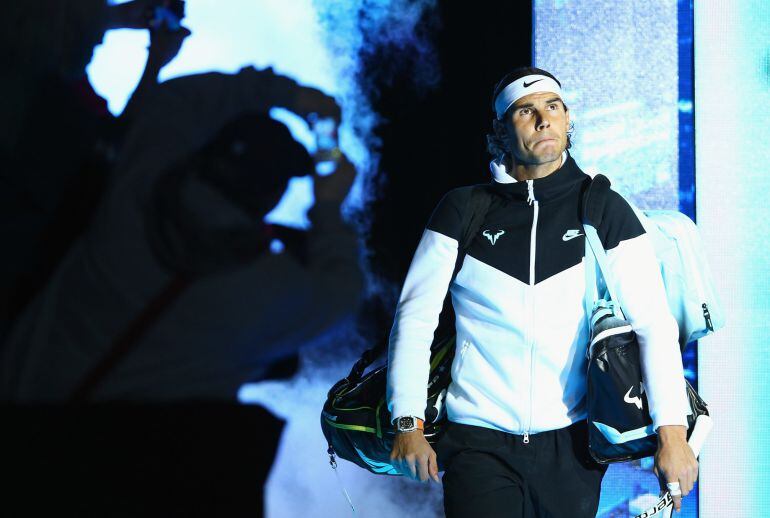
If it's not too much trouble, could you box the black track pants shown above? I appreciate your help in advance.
[436,419,607,518]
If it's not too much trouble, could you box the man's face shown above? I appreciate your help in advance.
[499,91,570,166]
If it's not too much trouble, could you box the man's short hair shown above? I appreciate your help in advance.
[489,66,572,152]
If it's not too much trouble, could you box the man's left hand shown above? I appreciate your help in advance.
[654,425,699,513]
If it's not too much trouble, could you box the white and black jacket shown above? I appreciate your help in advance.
[386,152,690,437]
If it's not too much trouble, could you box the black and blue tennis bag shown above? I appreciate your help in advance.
[582,174,721,463]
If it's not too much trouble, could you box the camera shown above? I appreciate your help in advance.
[146,0,186,32]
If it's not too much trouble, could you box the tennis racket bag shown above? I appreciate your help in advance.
[582,175,711,463]
[321,185,494,475]
[321,334,455,474]
[629,208,725,349]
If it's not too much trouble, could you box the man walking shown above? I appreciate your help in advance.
[386,67,698,517]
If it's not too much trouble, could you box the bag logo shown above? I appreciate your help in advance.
[624,382,645,410]
[562,229,583,241]
[483,229,505,245]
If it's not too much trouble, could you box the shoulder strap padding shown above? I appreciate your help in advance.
[581,174,611,227]
[454,184,494,277]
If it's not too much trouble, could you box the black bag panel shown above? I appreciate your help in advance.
[587,325,710,464]
[587,325,653,464]
[589,384,709,465]
[588,427,657,464]
[321,364,394,475]
[588,330,652,434]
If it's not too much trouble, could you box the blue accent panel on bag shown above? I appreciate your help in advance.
[593,422,656,445]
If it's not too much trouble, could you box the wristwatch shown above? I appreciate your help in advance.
[395,416,424,434]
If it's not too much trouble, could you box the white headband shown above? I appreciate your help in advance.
[494,74,563,120]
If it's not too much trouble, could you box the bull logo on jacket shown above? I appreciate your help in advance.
[482,229,505,245]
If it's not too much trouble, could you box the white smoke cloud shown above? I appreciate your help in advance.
[91,2,442,513]
[240,323,445,518]
[310,0,439,299]
[245,5,444,515]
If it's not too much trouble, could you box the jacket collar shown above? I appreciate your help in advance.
[488,151,586,204]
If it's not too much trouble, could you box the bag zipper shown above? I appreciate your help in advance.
[703,303,714,332]
[643,210,716,338]
[668,214,710,325]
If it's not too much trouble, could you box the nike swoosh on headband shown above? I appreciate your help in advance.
[523,79,544,88]
[494,75,563,119]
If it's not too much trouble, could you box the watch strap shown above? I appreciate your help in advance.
[395,415,425,432]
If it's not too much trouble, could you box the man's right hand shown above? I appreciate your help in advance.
[390,430,440,483]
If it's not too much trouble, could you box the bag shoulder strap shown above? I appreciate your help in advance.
[346,184,495,384]
[453,184,494,279]
[580,173,611,227]
[581,175,626,319]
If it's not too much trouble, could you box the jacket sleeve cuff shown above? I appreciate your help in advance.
[652,405,690,432]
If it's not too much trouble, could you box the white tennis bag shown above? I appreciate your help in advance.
[628,205,725,349]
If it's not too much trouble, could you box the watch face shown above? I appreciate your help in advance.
[398,417,415,430]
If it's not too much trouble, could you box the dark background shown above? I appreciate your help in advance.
[2,2,532,516]
[364,2,532,290]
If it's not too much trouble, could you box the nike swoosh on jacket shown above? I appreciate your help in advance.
[386,154,690,435]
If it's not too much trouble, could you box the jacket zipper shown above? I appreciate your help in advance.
[525,180,538,444]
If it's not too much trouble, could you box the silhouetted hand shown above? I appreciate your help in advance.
[313,153,356,204]
[146,25,191,70]
[295,88,342,125]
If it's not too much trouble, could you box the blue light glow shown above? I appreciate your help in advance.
[534,0,681,211]
[534,1,698,516]
[87,29,149,115]
[88,1,341,230]
[87,1,440,516]
[695,1,770,516]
